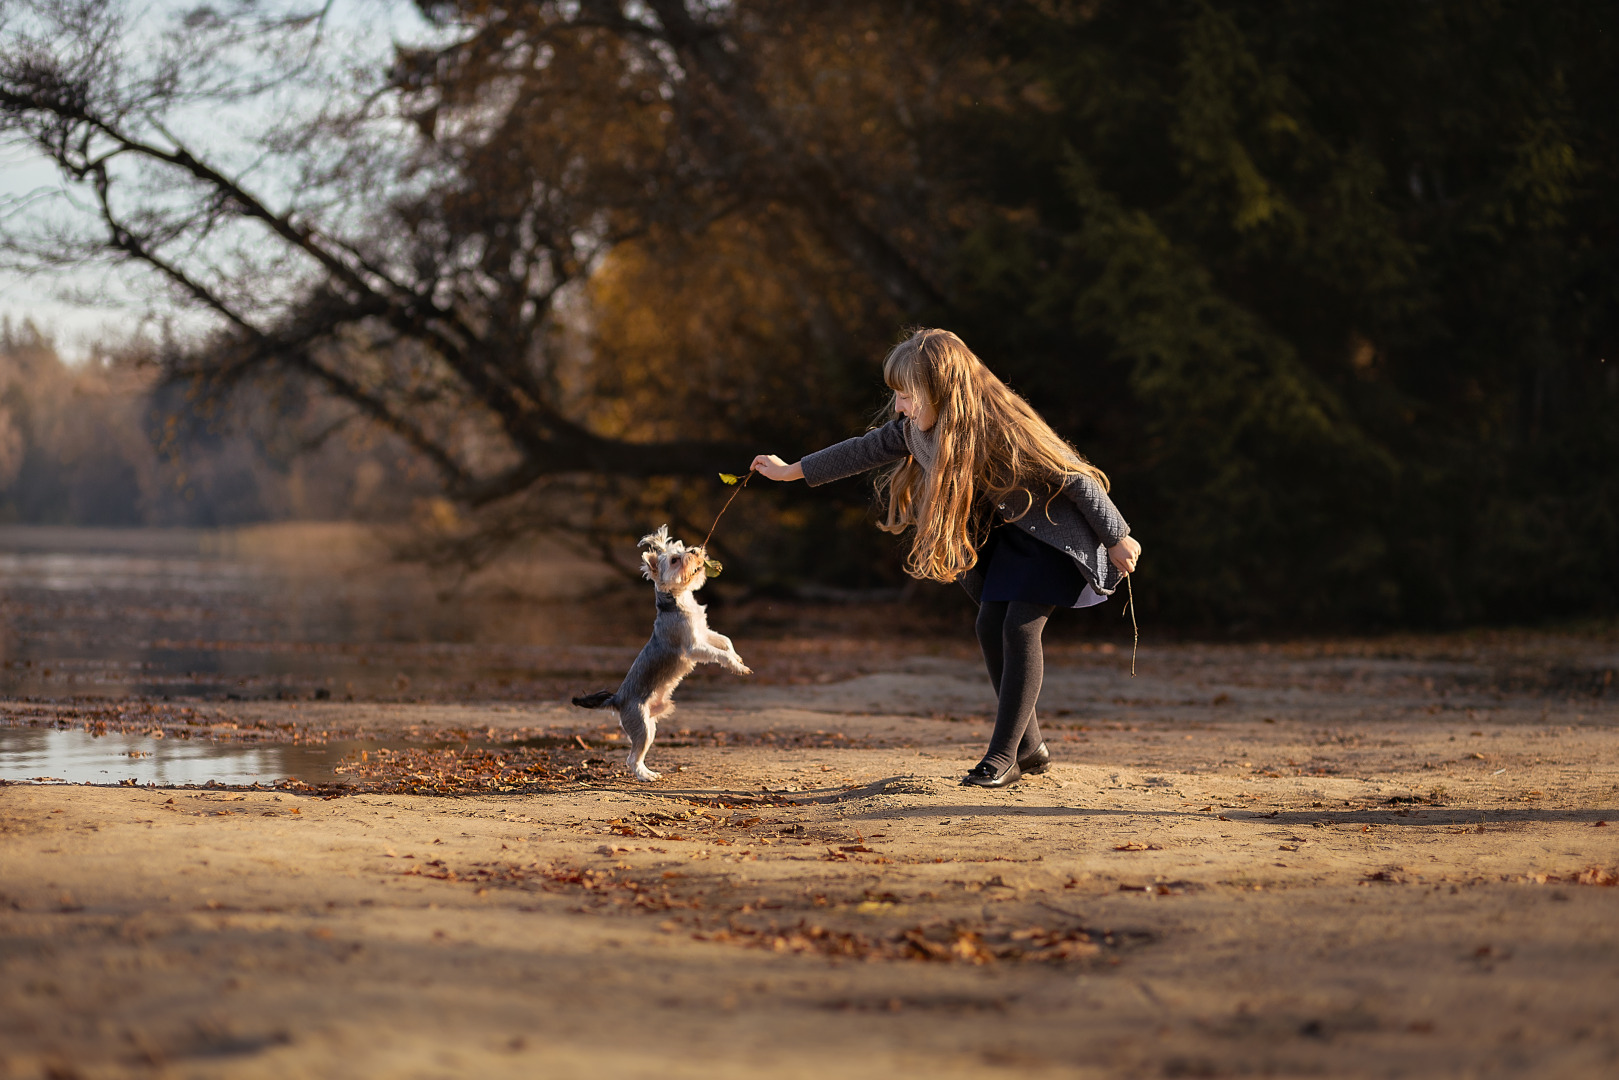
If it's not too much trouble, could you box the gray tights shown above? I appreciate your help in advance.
[974,600,1054,772]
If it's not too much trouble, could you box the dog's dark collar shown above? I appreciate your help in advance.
[655,591,681,613]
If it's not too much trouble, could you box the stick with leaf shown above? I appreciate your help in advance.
[697,470,754,577]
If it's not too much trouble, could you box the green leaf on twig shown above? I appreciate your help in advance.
[703,557,724,576]
[704,466,753,551]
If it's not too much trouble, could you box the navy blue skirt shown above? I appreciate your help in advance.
[978,524,1100,609]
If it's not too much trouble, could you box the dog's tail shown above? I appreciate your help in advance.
[571,689,617,709]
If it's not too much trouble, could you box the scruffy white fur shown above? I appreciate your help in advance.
[571,525,750,781]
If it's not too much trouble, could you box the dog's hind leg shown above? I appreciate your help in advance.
[619,702,661,782]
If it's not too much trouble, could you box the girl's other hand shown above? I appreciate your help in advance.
[1107,536,1141,575]
[750,454,804,482]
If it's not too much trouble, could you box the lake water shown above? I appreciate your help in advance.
[0,523,651,784]
[0,523,640,702]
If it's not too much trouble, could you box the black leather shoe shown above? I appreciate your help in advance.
[1017,742,1051,775]
[961,759,1022,788]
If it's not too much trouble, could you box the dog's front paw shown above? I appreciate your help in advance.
[631,765,663,782]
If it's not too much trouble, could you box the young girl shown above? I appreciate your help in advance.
[751,328,1141,788]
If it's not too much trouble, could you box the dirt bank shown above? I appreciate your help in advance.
[2,633,1617,1078]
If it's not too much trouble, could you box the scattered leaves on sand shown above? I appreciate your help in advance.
[692,921,1103,964]
[1516,867,1618,886]
[332,745,597,794]
[605,810,771,845]
[400,857,1141,965]
[1117,882,1196,895]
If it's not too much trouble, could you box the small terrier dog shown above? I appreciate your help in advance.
[572,525,751,781]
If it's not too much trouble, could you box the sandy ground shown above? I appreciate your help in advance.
[3,633,1618,1079]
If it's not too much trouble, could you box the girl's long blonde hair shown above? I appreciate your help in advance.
[874,328,1109,583]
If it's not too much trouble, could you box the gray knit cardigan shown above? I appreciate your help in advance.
[799,417,1132,598]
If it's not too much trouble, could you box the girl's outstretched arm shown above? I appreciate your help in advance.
[792,418,910,486]
[751,455,804,481]
[752,419,909,486]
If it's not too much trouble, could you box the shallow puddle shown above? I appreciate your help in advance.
[0,726,376,786]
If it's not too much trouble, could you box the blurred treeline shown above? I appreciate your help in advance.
[929,1,1619,628]
[0,321,425,526]
[590,0,1619,627]
[3,0,1615,628]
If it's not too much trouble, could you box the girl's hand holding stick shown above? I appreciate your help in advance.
[750,455,803,482]
[1107,536,1140,575]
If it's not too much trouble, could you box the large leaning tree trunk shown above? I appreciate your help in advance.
[0,0,962,522]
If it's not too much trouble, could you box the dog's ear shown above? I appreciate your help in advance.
[638,524,673,552]
[640,550,659,581]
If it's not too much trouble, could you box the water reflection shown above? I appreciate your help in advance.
[0,523,639,700]
[0,725,367,786]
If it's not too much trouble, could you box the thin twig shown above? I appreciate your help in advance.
[1122,572,1139,677]
[701,469,754,551]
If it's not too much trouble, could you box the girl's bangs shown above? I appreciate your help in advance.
[882,340,921,394]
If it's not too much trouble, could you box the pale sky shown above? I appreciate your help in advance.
[0,0,442,360]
